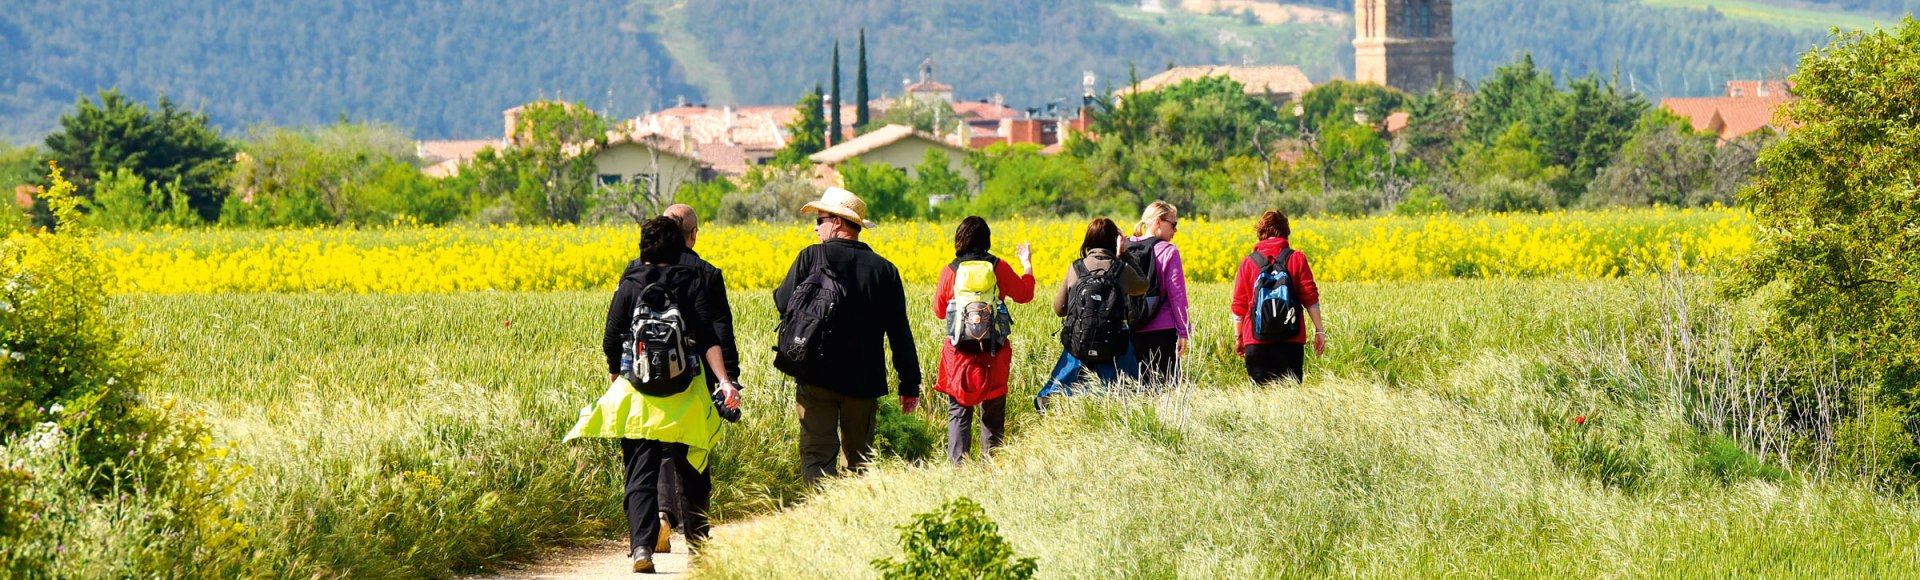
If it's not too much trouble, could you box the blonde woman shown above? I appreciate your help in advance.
[1118,201,1190,386]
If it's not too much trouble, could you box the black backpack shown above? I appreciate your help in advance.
[1120,237,1163,330]
[1249,249,1303,342]
[1061,258,1130,363]
[774,246,844,381]
[624,267,701,397]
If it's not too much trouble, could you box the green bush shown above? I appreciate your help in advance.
[873,400,939,464]
[0,164,249,576]
[1734,20,1920,486]
[1694,434,1790,484]
[871,497,1037,580]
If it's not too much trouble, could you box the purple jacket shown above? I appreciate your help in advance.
[1127,235,1190,339]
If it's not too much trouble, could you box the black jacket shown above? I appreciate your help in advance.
[615,249,740,390]
[772,238,922,399]
[603,262,721,379]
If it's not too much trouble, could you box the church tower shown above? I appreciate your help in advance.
[1354,0,1454,93]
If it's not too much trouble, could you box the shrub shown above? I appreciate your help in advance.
[1733,20,1920,485]
[870,497,1037,580]
[873,401,938,464]
[0,163,249,575]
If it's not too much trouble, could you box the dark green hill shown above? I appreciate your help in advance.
[0,1,697,142]
[0,0,1896,144]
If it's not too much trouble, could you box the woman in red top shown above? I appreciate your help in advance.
[932,216,1035,465]
[1230,210,1326,384]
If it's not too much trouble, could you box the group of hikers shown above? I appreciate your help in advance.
[564,187,1326,572]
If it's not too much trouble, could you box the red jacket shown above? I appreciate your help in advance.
[931,257,1036,406]
[1230,237,1319,354]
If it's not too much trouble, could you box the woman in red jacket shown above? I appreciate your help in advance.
[932,216,1035,465]
[1230,210,1326,384]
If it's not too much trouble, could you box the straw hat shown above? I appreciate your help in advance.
[801,186,878,229]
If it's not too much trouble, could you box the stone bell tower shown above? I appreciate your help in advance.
[1354,0,1455,93]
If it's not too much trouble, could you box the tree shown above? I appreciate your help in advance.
[969,143,1095,218]
[775,86,828,166]
[1586,109,1717,207]
[870,98,961,135]
[831,41,844,146]
[837,159,919,220]
[1465,54,1557,146]
[222,122,450,226]
[1297,80,1409,134]
[910,147,970,217]
[89,168,198,230]
[41,89,234,223]
[1534,73,1647,197]
[1080,75,1282,210]
[455,101,608,224]
[856,29,870,131]
[1732,20,1920,483]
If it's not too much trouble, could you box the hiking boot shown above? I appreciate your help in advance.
[631,548,655,573]
[655,514,672,553]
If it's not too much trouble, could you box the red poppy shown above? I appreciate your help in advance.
[503,321,512,327]
[1574,415,1586,425]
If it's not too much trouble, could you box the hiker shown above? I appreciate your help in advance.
[637,204,738,553]
[931,216,1035,464]
[1038,217,1149,407]
[1121,201,1191,386]
[1230,210,1326,384]
[565,216,741,573]
[772,187,922,487]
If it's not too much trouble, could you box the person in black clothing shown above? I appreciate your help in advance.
[610,203,738,554]
[772,187,922,487]
[598,216,741,573]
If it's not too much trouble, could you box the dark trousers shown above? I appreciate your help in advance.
[1245,342,1305,384]
[619,438,666,559]
[946,394,1006,465]
[796,383,878,487]
[1132,329,1180,385]
[654,442,713,546]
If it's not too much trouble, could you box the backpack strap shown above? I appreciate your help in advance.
[1276,248,1294,274]
[1251,251,1271,270]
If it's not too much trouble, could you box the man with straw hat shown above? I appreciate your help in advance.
[773,186,922,486]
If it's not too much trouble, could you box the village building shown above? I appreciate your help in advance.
[1660,80,1797,143]
[809,123,975,185]
[1354,0,1455,93]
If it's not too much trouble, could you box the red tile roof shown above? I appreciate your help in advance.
[1660,96,1794,143]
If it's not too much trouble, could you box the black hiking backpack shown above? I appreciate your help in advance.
[774,246,845,382]
[1120,237,1164,330]
[1249,249,1303,342]
[624,267,701,397]
[1061,259,1131,363]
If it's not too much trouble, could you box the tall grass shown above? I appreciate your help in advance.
[691,277,1920,577]
[121,276,1914,575]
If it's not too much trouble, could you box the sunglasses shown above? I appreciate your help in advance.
[815,215,839,225]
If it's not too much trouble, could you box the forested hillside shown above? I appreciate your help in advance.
[1458,0,1831,94]
[0,1,697,142]
[0,0,1896,143]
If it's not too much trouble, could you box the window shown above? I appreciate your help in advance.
[599,174,623,186]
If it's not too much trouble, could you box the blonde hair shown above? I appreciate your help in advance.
[1132,201,1178,237]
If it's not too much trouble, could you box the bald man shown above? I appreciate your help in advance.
[625,203,737,552]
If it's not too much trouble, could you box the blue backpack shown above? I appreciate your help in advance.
[1249,249,1302,341]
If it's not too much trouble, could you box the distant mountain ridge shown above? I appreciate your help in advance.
[0,0,1893,144]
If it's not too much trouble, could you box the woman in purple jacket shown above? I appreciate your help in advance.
[1124,200,1190,386]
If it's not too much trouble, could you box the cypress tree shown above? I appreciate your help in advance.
[856,28,870,132]
[831,40,843,146]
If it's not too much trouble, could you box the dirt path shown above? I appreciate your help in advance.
[473,534,697,579]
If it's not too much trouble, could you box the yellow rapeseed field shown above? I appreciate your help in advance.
[98,208,1754,294]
